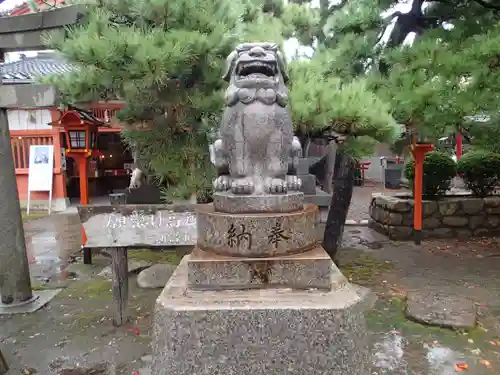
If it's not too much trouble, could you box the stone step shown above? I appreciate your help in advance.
[187,246,345,291]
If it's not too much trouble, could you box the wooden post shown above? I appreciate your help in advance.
[111,248,128,326]
[411,143,434,245]
[0,348,8,375]
[109,192,128,326]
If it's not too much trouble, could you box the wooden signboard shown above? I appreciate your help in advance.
[77,203,198,327]
[78,204,197,248]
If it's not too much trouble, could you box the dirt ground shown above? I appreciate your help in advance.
[341,227,500,375]
[0,249,186,375]
[4,192,500,375]
[2,231,500,374]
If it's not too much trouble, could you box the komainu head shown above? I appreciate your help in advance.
[222,42,289,89]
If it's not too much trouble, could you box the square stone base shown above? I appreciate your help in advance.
[152,256,374,375]
[298,174,317,194]
[303,189,332,208]
[187,246,344,290]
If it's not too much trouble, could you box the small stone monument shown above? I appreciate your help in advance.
[152,42,372,374]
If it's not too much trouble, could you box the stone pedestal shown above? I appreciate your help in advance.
[152,190,372,375]
[297,158,332,220]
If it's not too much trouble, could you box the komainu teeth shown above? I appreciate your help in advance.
[237,61,277,77]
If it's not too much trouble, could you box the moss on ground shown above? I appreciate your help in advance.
[59,279,112,300]
[339,252,393,286]
[32,284,56,291]
[127,249,185,265]
[22,211,49,222]
[367,296,488,349]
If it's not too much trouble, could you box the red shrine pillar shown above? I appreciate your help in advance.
[411,143,434,245]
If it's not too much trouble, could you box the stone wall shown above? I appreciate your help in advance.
[369,193,500,240]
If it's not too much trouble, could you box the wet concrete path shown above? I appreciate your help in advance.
[2,218,500,374]
[24,213,83,287]
[341,226,500,375]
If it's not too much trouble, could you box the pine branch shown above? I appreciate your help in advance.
[328,0,348,12]
[430,0,500,11]
[473,0,500,11]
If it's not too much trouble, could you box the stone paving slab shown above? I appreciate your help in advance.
[405,291,477,330]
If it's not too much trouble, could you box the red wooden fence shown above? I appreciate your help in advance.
[10,132,56,169]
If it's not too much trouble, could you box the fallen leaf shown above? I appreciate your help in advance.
[480,359,493,369]
[455,363,468,371]
[126,327,141,336]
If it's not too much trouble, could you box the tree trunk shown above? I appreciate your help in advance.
[0,109,33,304]
[0,347,7,375]
[323,149,356,264]
[131,143,151,185]
[322,141,337,194]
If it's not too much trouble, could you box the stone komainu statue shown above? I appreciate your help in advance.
[212,42,302,195]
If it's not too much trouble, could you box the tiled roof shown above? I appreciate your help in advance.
[1,54,75,83]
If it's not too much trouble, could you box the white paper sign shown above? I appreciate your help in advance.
[27,145,54,214]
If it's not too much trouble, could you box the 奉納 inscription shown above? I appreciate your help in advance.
[226,223,252,249]
[268,221,290,248]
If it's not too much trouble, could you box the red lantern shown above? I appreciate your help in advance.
[48,107,109,254]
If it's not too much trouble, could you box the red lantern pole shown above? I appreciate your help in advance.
[78,155,89,205]
[78,154,91,263]
[411,141,434,245]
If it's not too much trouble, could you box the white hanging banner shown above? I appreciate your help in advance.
[27,145,54,215]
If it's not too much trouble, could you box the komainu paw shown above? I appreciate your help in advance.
[267,178,288,194]
[286,175,302,191]
[214,175,231,192]
[231,177,255,195]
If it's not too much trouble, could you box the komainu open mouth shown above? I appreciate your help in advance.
[237,61,277,80]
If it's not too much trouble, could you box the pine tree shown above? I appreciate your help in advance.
[282,0,500,143]
[286,50,398,261]
[275,0,500,259]
[43,0,281,200]
[371,1,500,146]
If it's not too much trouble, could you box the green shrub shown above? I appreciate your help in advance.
[404,151,456,199]
[457,150,500,197]
[197,186,214,203]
